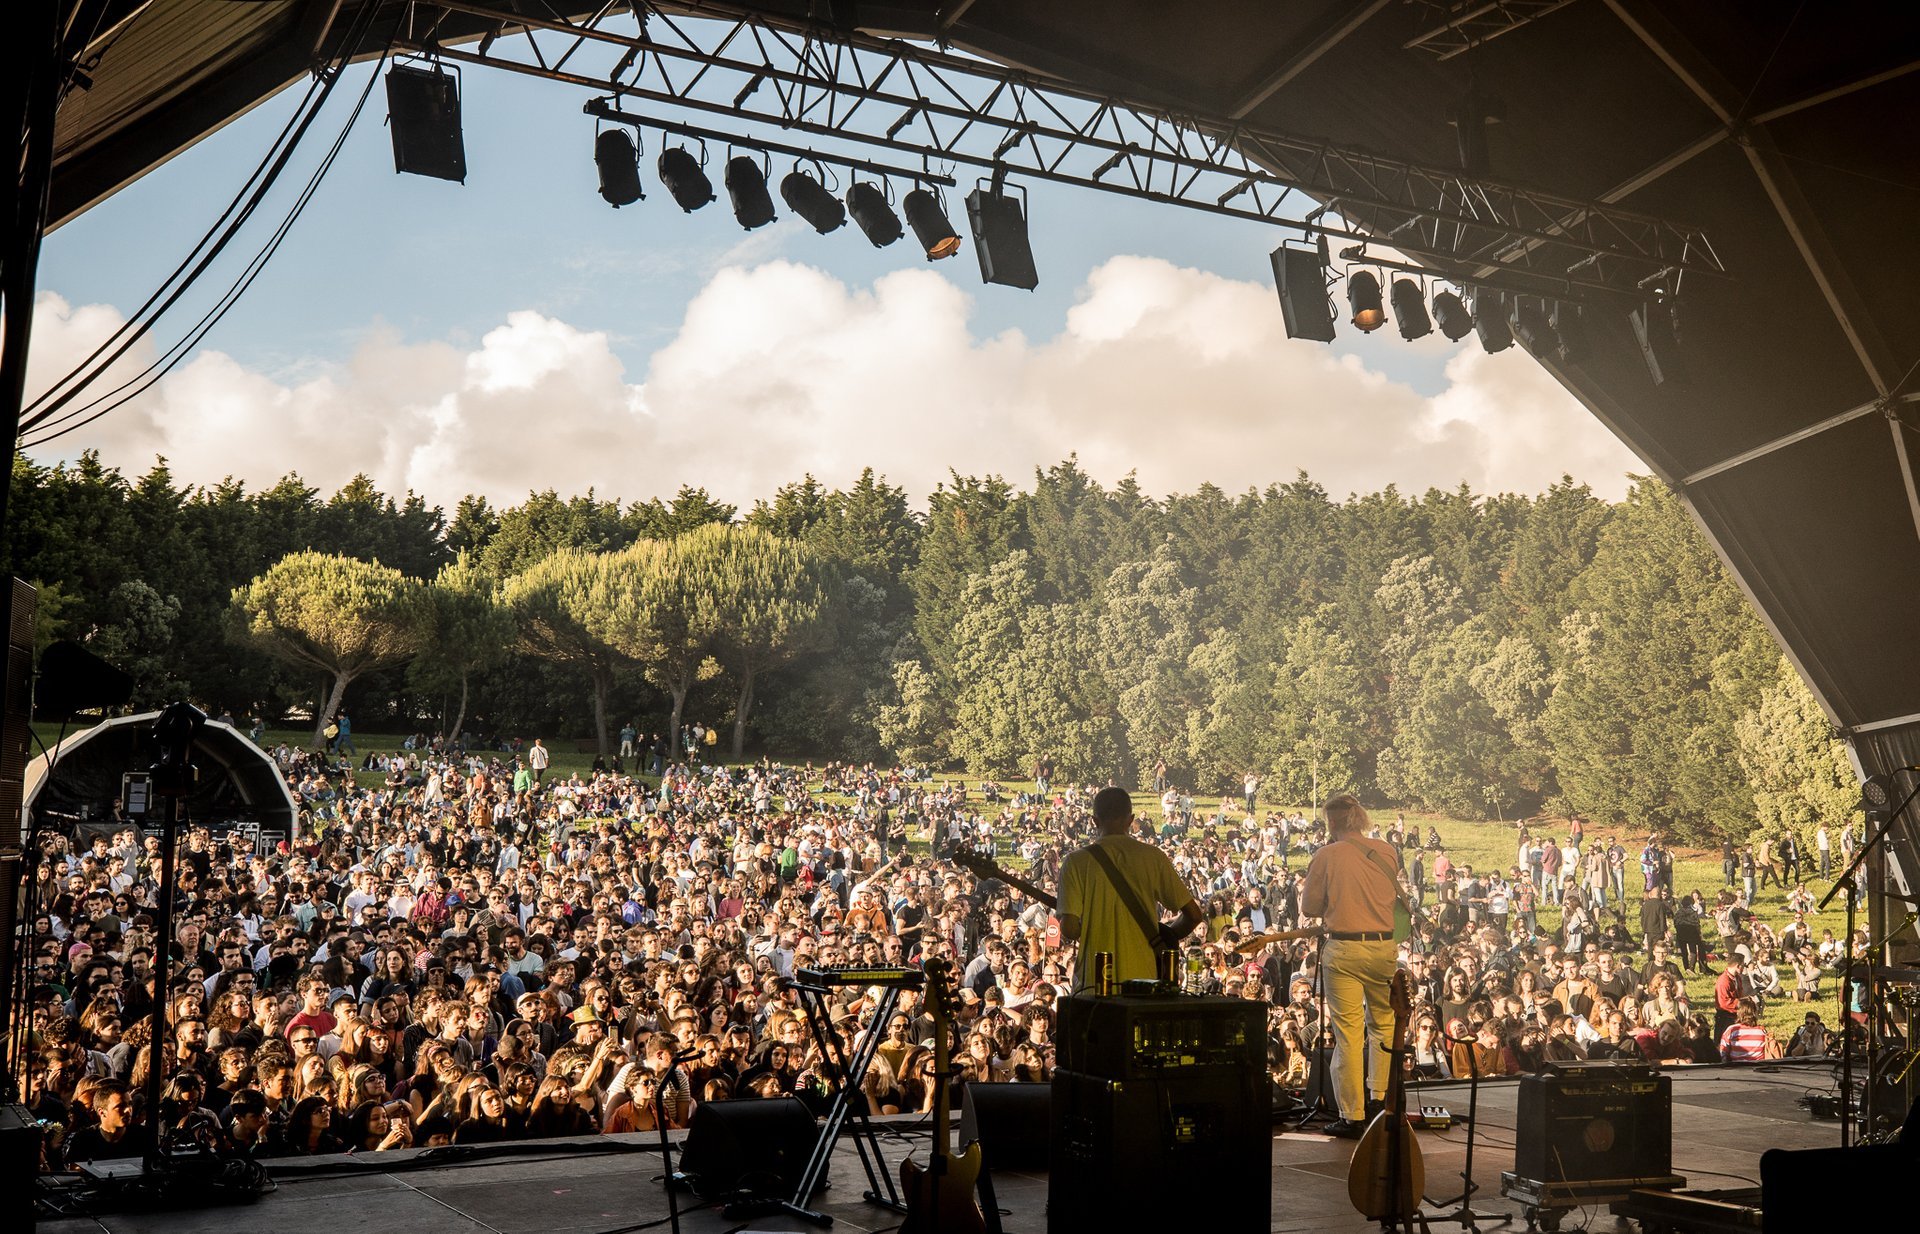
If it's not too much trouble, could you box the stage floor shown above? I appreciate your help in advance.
[43,1064,1850,1234]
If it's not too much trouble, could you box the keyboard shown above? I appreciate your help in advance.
[794,965,925,989]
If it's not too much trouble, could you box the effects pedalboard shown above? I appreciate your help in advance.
[1407,1104,1455,1130]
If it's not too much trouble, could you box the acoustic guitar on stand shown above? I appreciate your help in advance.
[1346,970,1424,1231]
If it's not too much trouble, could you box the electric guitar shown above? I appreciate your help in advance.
[1346,969,1424,1229]
[899,958,987,1234]
[1229,926,1324,954]
[948,849,1057,910]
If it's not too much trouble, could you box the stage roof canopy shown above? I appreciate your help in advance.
[44,1,1920,771]
[24,712,298,833]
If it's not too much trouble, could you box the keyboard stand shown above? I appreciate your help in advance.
[779,978,910,1226]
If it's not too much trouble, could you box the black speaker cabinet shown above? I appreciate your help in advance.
[386,64,466,183]
[1049,1067,1269,1232]
[959,1080,1049,1172]
[677,1096,816,1199]
[1058,992,1265,1079]
[1514,1066,1672,1184]
[1762,1142,1906,1233]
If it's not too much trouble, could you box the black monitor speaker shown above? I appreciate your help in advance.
[959,1080,1050,1171]
[676,1096,816,1199]
[1271,245,1335,342]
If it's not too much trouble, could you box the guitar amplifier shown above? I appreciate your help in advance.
[1514,1065,1672,1184]
[1048,1067,1269,1232]
[1057,992,1265,1078]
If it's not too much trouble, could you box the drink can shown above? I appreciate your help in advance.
[1157,948,1178,985]
[1092,951,1114,996]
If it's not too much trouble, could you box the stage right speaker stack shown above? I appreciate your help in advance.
[1049,993,1269,1233]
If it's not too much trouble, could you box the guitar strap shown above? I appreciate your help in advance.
[1085,842,1162,949]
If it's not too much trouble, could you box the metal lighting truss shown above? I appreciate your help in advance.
[396,0,1725,300]
[1402,1,1586,62]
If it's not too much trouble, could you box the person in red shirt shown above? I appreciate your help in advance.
[286,978,338,1040]
[1713,954,1750,1039]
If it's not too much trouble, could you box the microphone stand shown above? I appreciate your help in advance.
[1421,1022,1508,1230]
[656,1047,700,1234]
[1818,771,1920,1147]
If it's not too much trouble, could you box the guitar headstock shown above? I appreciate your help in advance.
[948,849,992,880]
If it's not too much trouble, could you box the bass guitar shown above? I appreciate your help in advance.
[1346,969,1424,1231]
[899,958,987,1234]
[948,849,1056,910]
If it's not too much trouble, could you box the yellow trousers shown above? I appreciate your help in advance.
[1322,936,1398,1120]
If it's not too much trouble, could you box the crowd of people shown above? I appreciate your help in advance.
[15,740,1867,1169]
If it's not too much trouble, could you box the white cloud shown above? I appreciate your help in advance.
[23,257,1639,509]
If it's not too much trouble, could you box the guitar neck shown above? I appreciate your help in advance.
[953,853,1056,909]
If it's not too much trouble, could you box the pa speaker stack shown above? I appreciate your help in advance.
[1049,993,1269,1232]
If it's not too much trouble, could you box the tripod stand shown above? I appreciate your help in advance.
[1418,1024,1507,1231]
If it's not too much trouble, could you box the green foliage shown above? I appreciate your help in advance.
[227,551,426,740]
[410,553,515,740]
[1735,656,1862,840]
[1266,611,1366,806]
[875,658,949,766]
[501,547,633,752]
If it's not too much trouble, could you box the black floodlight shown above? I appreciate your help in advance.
[1510,297,1559,356]
[1347,270,1386,332]
[725,154,776,229]
[846,181,903,247]
[1391,278,1432,340]
[1271,244,1336,342]
[657,146,715,213]
[966,181,1038,290]
[903,187,962,260]
[386,63,466,183]
[1432,289,1474,341]
[1550,302,1587,365]
[1631,300,1686,386]
[1474,287,1513,353]
[781,168,846,233]
[595,129,643,208]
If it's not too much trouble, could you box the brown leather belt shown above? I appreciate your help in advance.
[1327,930,1392,941]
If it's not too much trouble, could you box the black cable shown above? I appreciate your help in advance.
[19,0,380,435]
[23,13,394,450]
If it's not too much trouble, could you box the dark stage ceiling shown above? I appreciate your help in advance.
[41,1,1920,775]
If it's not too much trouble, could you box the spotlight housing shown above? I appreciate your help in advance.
[780,168,845,234]
[965,181,1038,290]
[725,154,776,229]
[1391,278,1432,340]
[845,181,903,247]
[903,188,962,260]
[1630,300,1686,385]
[1473,288,1513,353]
[595,129,643,207]
[1510,297,1559,356]
[1549,302,1587,365]
[657,146,715,213]
[1347,270,1387,332]
[1271,244,1336,342]
[1432,289,1474,341]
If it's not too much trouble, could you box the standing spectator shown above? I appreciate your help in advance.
[528,738,550,787]
[1714,955,1751,1040]
[1815,823,1832,880]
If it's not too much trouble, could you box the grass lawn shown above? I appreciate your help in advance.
[35,719,1850,1041]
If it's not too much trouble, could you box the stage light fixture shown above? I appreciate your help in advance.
[1510,297,1559,356]
[1270,244,1336,343]
[781,167,846,233]
[1432,289,1474,341]
[903,187,962,260]
[1391,278,1432,340]
[845,181,904,247]
[657,145,715,213]
[595,129,644,207]
[725,154,777,229]
[386,63,466,183]
[1473,288,1513,353]
[1549,302,1586,364]
[1347,270,1387,332]
[1631,300,1686,386]
[966,181,1038,290]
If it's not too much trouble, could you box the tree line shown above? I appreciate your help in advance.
[5,452,1857,842]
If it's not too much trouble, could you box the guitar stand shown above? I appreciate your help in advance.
[782,979,913,1227]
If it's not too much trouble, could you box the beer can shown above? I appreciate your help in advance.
[1092,950,1115,996]
[1156,948,1178,985]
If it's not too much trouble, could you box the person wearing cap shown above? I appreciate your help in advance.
[1058,787,1202,994]
[1301,793,1402,1140]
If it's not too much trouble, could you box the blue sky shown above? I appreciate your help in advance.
[29,36,1636,510]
